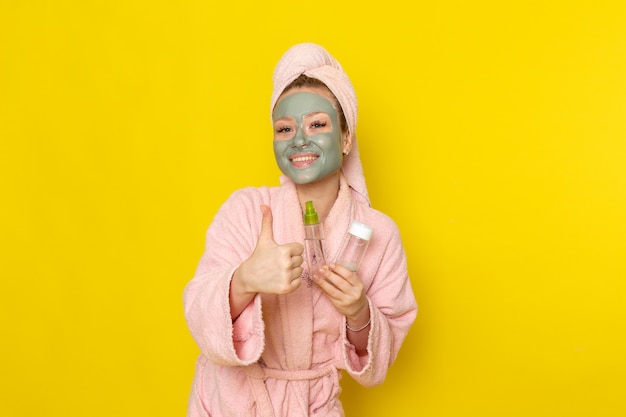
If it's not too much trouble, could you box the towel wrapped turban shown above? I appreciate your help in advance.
[270,43,369,206]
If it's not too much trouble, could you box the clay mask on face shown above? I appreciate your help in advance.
[272,92,344,185]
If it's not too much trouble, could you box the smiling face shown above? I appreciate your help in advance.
[272,88,349,185]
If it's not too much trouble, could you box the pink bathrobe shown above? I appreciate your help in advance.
[184,175,417,417]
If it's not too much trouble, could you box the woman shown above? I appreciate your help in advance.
[183,42,417,417]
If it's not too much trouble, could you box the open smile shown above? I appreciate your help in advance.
[289,152,319,168]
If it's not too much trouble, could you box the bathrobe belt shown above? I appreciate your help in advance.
[243,362,335,417]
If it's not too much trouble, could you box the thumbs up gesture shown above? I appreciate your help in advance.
[235,205,304,296]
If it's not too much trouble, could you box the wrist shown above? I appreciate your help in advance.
[346,317,371,332]
[229,266,257,322]
[232,265,254,297]
[346,301,370,328]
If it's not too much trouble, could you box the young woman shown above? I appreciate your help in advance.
[184,42,417,417]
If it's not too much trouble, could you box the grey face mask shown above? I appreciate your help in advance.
[272,92,343,185]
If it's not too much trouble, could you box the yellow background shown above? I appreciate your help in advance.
[1,1,625,415]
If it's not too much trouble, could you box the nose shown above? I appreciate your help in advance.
[291,125,309,148]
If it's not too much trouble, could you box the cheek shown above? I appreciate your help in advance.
[312,133,343,156]
[273,141,295,177]
[273,139,288,152]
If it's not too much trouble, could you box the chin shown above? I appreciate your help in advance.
[282,165,340,185]
[290,176,318,185]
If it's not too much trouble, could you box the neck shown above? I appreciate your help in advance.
[295,172,340,221]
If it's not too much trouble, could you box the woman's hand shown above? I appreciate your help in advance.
[234,205,304,296]
[229,205,303,321]
[314,264,370,355]
[313,263,369,322]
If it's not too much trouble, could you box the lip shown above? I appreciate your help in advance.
[289,152,319,169]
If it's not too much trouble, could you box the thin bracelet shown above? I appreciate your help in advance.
[346,317,371,332]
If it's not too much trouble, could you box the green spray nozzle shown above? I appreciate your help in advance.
[304,201,319,225]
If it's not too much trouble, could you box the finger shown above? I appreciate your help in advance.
[289,275,303,292]
[258,205,275,245]
[314,268,346,294]
[285,242,304,256]
[329,263,354,279]
[314,272,343,300]
[277,273,302,295]
[293,266,303,279]
[291,255,303,268]
[289,266,304,284]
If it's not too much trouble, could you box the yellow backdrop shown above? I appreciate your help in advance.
[1,1,625,416]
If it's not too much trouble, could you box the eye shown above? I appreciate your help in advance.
[274,121,296,141]
[276,126,292,134]
[310,120,327,129]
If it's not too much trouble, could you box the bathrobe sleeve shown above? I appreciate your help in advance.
[183,188,268,366]
[341,213,417,387]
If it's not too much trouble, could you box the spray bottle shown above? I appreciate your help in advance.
[303,201,326,286]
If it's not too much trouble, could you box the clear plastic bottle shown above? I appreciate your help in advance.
[335,221,373,272]
[303,201,326,283]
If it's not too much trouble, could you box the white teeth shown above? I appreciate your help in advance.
[291,155,317,162]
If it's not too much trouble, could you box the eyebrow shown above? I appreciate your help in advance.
[274,111,330,122]
[304,111,329,118]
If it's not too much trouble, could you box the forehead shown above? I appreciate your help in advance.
[273,90,337,121]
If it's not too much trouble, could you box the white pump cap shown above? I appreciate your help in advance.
[348,221,373,241]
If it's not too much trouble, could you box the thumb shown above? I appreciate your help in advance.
[257,205,275,245]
